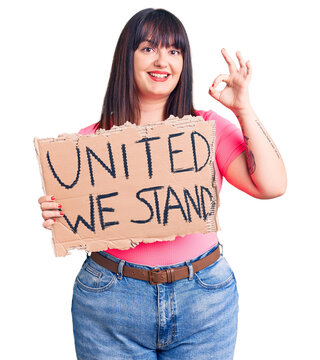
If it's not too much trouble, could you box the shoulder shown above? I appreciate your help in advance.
[78,122,99,135]
[194,109,235,134]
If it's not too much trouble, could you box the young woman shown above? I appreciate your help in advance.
[38,8,286,359]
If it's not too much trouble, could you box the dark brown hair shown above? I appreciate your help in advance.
[97,8,195,130]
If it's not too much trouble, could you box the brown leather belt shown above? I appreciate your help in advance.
[90,245,220,285]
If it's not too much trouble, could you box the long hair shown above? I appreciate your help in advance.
[98,8,195,130]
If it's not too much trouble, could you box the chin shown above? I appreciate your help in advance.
[144,89,171,99]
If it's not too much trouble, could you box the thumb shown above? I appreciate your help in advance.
[209,74,229,101]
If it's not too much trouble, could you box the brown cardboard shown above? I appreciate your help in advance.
[34,115,220,256]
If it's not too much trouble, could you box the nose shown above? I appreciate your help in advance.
[154,48,168,68]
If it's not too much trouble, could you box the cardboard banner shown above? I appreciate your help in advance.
[34,115,220,256]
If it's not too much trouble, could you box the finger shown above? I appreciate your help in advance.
[211,73,229,87]
[40,201,62,211]
[236,51,247,73]
[43,218,56,230]
[209,74,229,101]
[221,48,237,73]
[246,60,252,80]
[38,195,56,204]
[42,210,64,221]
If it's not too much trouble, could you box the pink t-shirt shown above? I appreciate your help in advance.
[79,110,246,266]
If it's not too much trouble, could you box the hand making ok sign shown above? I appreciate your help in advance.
[209,48,252,113]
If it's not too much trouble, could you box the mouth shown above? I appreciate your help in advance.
[147,71,171,82]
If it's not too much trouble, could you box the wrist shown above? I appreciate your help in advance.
[233,105,256,121]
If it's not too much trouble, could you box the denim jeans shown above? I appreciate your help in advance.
[71,242,239,359]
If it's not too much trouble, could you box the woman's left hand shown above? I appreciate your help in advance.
[209,48,252,113]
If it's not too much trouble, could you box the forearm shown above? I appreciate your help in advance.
[234,106,287,197]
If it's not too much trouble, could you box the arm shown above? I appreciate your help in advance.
[225,106,287,199]
[209,48,287,199]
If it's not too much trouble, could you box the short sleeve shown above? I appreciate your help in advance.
[78,122,99,135]
[195,110,246,176]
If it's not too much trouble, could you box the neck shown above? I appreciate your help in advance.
[138,96,168,126]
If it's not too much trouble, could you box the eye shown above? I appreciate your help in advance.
[170,49,181,56]
[142,47,154,53]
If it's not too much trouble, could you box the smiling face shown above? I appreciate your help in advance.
[133,40,183,102]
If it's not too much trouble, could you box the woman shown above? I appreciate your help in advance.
[38,8,286,359]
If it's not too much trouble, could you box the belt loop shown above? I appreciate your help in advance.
[186,261,194,280]
[219,241,224,256]
[117,260,125,280]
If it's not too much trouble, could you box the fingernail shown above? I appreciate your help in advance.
[60,212,64,216]
[58,204,62,208]
[211,83,214,87]
[51,196,56,200]
[53,219,56,222]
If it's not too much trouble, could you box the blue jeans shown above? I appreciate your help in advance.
[71,243,239,359]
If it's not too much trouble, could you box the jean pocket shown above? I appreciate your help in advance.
[194,255,235,290]
[75,257,117,293]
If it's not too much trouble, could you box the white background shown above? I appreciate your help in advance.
[1,0,319,359]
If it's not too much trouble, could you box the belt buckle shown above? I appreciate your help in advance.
[149,268,162,285]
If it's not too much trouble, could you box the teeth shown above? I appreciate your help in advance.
[149,73,169,78]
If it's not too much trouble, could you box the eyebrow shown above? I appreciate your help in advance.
[141,40,155,46]
[141,39,179,49]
